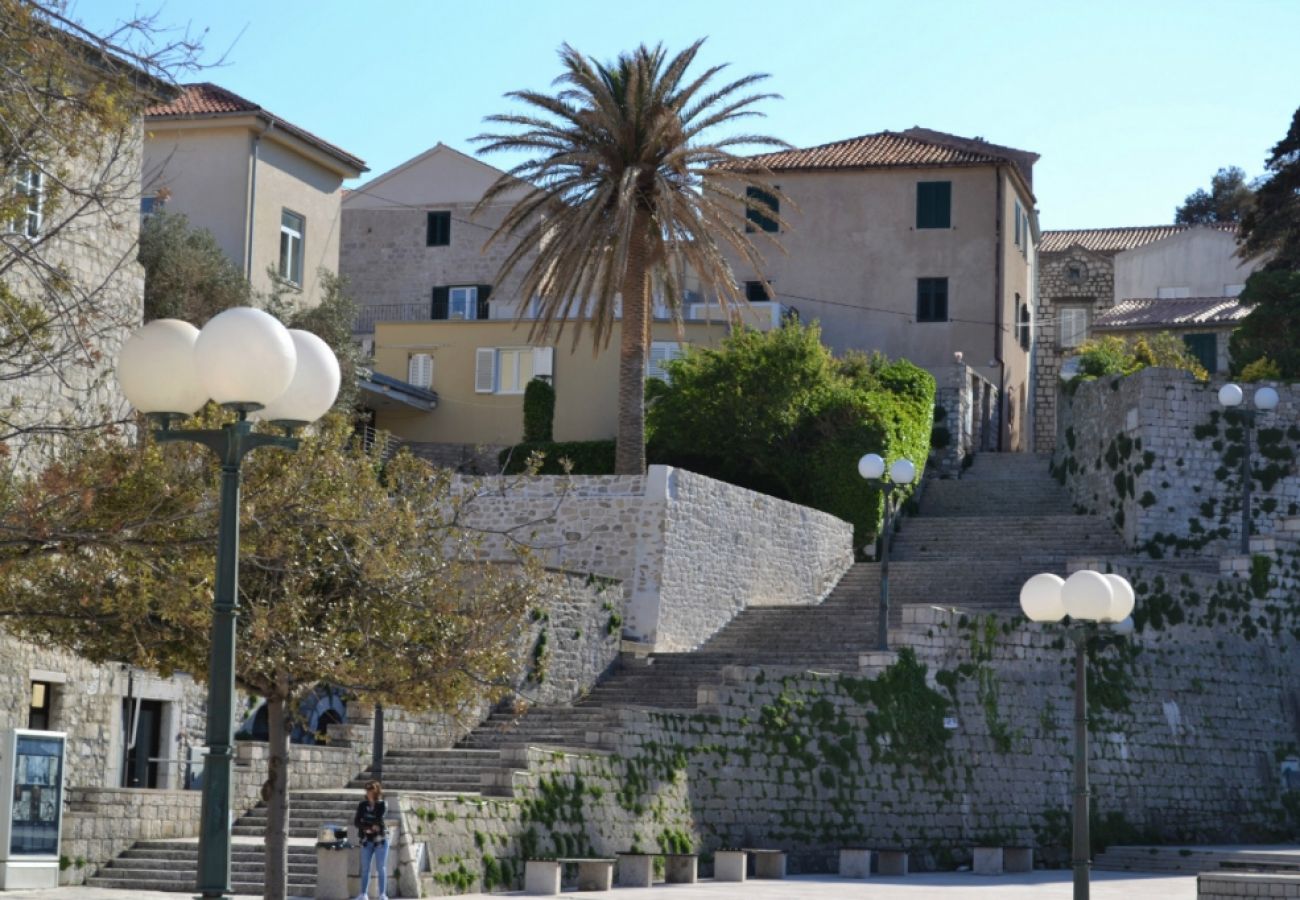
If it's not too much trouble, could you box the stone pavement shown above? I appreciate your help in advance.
[1,870,1197,899]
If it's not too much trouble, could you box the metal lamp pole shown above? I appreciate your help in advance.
[117,310,340,900]
[1218,384,1279,554]
[857,454,917,651]
[1020,571,1136,900]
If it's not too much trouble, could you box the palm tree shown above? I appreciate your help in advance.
[475,40,788,474]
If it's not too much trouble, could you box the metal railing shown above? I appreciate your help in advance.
[353,302,430,334]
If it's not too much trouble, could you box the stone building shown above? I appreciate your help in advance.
[1033,223,1258,451]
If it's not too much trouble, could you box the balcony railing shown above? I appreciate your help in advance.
[355,299,790,334]
[353,302,431,334]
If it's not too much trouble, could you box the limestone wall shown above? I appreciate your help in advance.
[933,363,1000,476]
[1054,368,1300,556]
[456,466,854,651]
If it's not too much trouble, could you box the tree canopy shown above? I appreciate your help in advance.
[475,39,788,474]
[1174,166,1255,225]
[1229,270,1300,376]
[1239,106,1300,270]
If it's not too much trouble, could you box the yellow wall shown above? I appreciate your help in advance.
[373,319,741,445]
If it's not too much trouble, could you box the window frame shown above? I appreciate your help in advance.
[916,277,949,323]
[278,208,305,286]
[426,210,451,246]
[916,181,952,230]
[1057,305,1091,349]
[647,341,684,382]
[494,347,536,395]
[9,167,43,238]
[448,285,479,320]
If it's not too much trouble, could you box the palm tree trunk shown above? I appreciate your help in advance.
[615,229,650,474]
[263,680,290,900]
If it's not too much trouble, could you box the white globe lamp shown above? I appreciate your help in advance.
[1103,574,1135,622]
[194,307,297,409]
[889,458,917,485]
[1020,573,1066,623]
[1218,383,1243,408]
[253,330,341,426]
[858,453,885,480]
[116,319,208,417]
[1255,386,1280,411]
[1062,570,1114,621]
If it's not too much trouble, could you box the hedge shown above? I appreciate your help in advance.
[498,440,616,475]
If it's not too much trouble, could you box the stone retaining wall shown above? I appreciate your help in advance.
[1054,368,1300,556]
[457,466,853,651]
[1199,872,1300,898]
[933,364,999,477]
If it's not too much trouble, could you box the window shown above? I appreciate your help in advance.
[426,210,451,246]
[1156,286,1190,299]
[475,347,554,394]
[744,280,771,303]
[1066,263,1085,284]
[1022,211,1031,255]
[648,342,684,382]
[407,353,433,389]
[916,277,948,322]
[1017,299,1031,351]
[745,186,779,233]
[28,681,52,730]
[916,181,951,229]
[1058,305,1090,348]
[1183,333,1218,374]
[9,167,42,237]
[1014,200,1022,246]
[432,284,491,320]
[140,195,164,219]
[278,209,304,285]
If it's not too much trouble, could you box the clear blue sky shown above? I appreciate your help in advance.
[73,0,1299,230]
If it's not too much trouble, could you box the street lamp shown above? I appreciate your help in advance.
[117,308,340,900]
[857,453,917,651]
[1020,570,1136,900]
[1217,383,1279,553]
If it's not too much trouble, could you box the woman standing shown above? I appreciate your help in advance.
[353,780,389,900]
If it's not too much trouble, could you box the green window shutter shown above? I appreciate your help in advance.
[427,211,450,246]
[1183,333,1218,374]
[917,278,949,322]
[476,284,493,320]
[746,186,779,233]
[431,286,449,319]
[917,182,951,229]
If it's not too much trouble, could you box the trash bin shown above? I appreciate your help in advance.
[315,826,351,900]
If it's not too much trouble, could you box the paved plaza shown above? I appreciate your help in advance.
[0,870,1198,899]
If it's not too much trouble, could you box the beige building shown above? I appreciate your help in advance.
[1034,224,1257,450]
[143,83,367,308]
[712,127,1039,451]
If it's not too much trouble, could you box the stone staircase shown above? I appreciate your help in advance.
[1094,844,1300,874]
[348,747,505,792]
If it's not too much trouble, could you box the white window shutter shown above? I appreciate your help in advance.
[532,347,554,379]
[407,353,433,389]
[647,341,682,381]
[474,348,496,393]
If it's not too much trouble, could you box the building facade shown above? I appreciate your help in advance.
[1034,224,1257,451]
[712,127,1040,451]
[144,83,367,310]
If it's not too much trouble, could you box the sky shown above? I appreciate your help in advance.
[72,0,1300,230]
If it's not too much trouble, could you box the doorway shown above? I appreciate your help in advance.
[122,699,164,788]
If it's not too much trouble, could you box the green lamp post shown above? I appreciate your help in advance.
[857,452,917,651]
[117,308,340,900]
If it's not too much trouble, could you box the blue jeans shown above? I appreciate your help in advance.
[359,839,388,897]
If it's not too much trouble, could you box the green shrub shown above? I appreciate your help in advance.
[1073,332,1207,383]
[1240,356,1282,382]
[645,321,934,546]
[522,378,556,443]
[498,440,614,474]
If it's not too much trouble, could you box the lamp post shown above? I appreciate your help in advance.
[1020,570,1136,900]
[116,308,340,900]
[857,453,917,651]
[1217,383,1279,554]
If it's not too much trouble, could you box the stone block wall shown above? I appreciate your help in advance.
[1034,248,1117,452]
[933,363,1000,477]
[1199,873,1300,898]
[1054,368,1300,556]
[456,466,854,651]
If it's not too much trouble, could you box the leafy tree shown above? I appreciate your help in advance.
[475,40,788,474]
[1239,106,1300,270]
[1073,333,1208,381]
[646,321,935,546]
[0,413,548,899]
[1174,166,1255,224]
[1229,271,1300,376]
[138,210,252,321]
[0,0,198,453]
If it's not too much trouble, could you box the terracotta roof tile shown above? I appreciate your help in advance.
[146,83,366,173]
[1093,296,1250,330]
[719,127,1038,186]
[1040,223,1238,255]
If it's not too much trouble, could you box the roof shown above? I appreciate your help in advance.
[359,372,438,412]
[718,127,1038,186]
[146,83,367,174]
[1093,296,1250,331]
[1040,223,1238,255]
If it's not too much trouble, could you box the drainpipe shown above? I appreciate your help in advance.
[245,120,274,282]
[993,165,1006,451]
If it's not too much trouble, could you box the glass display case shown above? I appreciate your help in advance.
[0,729,66,889]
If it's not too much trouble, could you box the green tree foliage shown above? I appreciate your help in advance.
[475,40,788,474]
[0,412,546,898]
[1239,106,1300,270]
[138,210,251,321]
[522,377,555,443]
[1230,271,1300,376]
[1074,333,1208,382]
[1174,166,1255,225]
[645,321,935,546]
